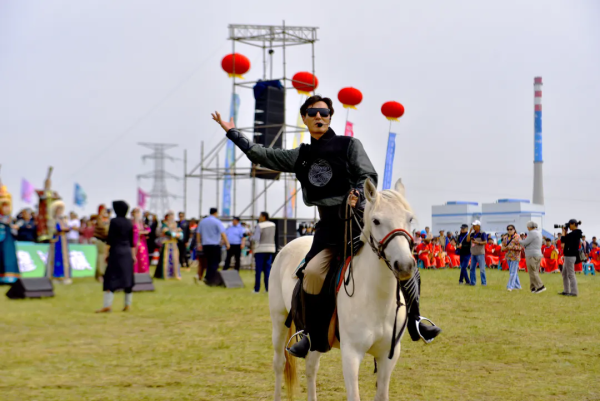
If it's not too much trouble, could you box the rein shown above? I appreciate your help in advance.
[342,195,415,360]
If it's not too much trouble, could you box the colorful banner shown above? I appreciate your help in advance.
[344,121,354,137]
[74,183,87,207]
[222,93,240,217]
[21,179,34,203]
[137,188,148,209]
[16,242,97,278]
[382,132,397,190]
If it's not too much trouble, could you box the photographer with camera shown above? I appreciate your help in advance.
[557,219,582,296]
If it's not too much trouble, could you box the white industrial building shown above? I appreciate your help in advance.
[432,199,546,237]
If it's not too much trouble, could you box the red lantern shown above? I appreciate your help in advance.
[292,72,319,95]
[221,53,251,78]
[338,87,363,109]
[381,101,405,121]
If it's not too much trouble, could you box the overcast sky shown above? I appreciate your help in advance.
[1,0,599,235]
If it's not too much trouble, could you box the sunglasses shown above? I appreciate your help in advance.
[507,228,514,231]
[306,108,330,118]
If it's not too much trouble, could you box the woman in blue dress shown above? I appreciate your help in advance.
[0,200,20,284]
[46,200,72,284]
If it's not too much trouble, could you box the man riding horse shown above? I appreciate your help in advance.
[212,95,441,358]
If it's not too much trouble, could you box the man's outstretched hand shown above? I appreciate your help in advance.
[211,111,235,132]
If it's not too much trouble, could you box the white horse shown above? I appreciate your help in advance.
[268,178,417,401]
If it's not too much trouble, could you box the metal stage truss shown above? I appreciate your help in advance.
[184,22,319,245]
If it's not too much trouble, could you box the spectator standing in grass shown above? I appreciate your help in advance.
[223,217,245,271]
[502,224,522,291]
[469,220,488,286]
[520,221,546,294]
[456,224,472,285]
[251,211,276,293]
[96,201,135,313]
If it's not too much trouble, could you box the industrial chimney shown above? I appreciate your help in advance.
[532,77,544,205]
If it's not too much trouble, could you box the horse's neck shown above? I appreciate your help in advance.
[351,244,397,302]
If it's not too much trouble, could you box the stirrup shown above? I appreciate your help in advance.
[415,317,437,344]
[285,330,311,353]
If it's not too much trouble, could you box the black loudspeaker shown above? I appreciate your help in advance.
[132,273,155,292]
[253,83,284,150]
[6,278,54,299]
[272,218,298,250]
[214,270,244,288]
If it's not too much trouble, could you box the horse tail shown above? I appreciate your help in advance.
[284,323,297,401]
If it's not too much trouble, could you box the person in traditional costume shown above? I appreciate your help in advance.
[154,211,182,279]
[46,200,72,284]
[416,237,433,269]
[94,205,110,282]
[589,242,600,272]
[431,237,447,268]
[96,201,135,313]
[35,167,60,243]
[541,238,560,273]
[0,201,20,284]
[446,238,461,268]
[131,208,150,274]
[485,237,500,268]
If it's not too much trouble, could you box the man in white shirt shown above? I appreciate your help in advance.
[67,211,80,244]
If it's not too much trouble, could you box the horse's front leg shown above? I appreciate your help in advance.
[374,351,400,401]
[306,351,321,401]
[341,344,365,401]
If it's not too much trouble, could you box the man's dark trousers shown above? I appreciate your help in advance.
[459,254,471,284]
[178,240,189,267]
[254,253,273,292]
[203,245,222,285]
[224,244,242,271]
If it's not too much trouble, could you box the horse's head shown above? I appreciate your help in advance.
[363,178,416,281]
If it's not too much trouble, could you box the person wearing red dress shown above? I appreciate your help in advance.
[541,238,559,273]
[446,238,461,268]
[431,238,445,268]
[590,242,600,272]
[485,237,500,268]
[416,238,433,269]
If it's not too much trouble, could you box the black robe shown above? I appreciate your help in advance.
[103,201,135,292]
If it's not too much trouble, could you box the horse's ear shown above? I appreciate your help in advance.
[394,178,405,197]
[364,178,377,203]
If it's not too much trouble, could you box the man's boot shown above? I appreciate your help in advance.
[287,290,333,358]
[399,269,442,343]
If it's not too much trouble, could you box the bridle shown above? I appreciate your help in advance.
[367,228,416,274]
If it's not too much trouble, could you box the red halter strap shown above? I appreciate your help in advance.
[379,228,415,249]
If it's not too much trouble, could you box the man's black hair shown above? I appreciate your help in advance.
[260,211,270,220]
[300,95,335,117]
[209,207,218,215]
[233,216,240,221]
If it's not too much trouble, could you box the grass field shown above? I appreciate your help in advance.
[1,267,599,401]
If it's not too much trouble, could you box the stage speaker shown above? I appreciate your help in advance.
[6,278,54,299]
[253,81,284,151]
[272,218,298,250]
[132,273,155,292]
[214,270,244,288]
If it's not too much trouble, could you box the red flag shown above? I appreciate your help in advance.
[344,121,354,137]
[137,188,148,209]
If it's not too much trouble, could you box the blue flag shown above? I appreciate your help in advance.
[74,183,87,207]
[382,132,397,190]
[222,93,240,217]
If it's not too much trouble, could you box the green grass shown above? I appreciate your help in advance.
[1,268,599,400]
